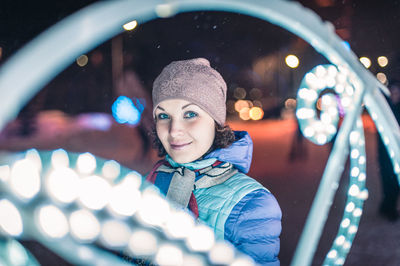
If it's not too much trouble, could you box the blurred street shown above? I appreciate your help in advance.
[1,113,399,265]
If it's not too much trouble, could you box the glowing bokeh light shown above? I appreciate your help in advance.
[249,106,264,120]
[37,205,69,238]
[102,160,120,180]
[155,244,183,266]
[123,171,142,189]
[100,219,131,248]
[239,107,251,120]
[285,98,297,109]
[285,54,300,68]
[137,189,170,226]
[359,57,371,68]
[128,230,158,256]
[78,175,111,210]
[76,152,96,175]
[10,159,41,200]
[76,55,88,67]
[122,20,138,31]
[51,149,69,169]
[25,149,42,172]
[234,99,249,112]
[0,199,23,236]
[46,167,79,204]
[376,72,387,84]
[377,56,388,67]
[233,87,246,99]
[208,242,235,265]
[164,209,195,239]
[107,175,141,216]
[186,224,215,252]
[69,209,100,242]
[249,88,262,100]
[112,95,141,125]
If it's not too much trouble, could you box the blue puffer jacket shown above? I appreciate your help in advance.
[166,131,282,265]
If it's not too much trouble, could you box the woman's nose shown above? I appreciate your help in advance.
[169,119,184,137]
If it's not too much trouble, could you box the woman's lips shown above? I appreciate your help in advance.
[170,142,192,150]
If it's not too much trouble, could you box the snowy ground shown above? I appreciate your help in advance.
[1,112,399,265]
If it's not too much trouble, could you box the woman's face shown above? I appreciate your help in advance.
[155,99,215,163]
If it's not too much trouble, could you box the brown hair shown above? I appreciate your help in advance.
[151,123,236,158]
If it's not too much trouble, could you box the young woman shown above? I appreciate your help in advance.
[147,58,282,265]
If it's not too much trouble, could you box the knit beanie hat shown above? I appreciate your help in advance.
[152,58,227,126]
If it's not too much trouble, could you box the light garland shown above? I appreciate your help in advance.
[296,64,368,265]
[0,149,253,266]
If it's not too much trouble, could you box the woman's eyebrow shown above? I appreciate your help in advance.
[182,103,196,109]
[156,106,165,111]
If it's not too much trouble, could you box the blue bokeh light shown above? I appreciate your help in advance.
[111,96,141,125]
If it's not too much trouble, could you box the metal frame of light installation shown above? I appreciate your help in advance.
[0,0,398,265]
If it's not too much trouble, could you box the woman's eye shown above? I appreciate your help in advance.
[184,111,198,119]
[157,113,169,120]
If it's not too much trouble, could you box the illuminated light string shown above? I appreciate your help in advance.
[296,65,368,265]
[322,117,368,266]
[0,149,254,266]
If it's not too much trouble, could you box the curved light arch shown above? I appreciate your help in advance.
[0,1,399,265]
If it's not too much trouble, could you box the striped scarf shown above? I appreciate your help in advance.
[146,159,237,218]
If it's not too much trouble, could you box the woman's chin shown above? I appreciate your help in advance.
[168,153,201,164]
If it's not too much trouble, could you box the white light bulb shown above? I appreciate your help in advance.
[208,242,235,265]
[25,149,42,172]
[102,160,120,180]
[100,220,131,248]
[77,152,96,174]
[345,202,355,212]
[37,204,69,238]
[46,167,79,204]
[164,210,195,239]
[78,175,111,210]
[69,209,100,242]
[186,224,215,252]
[137,190,170,226]
[349,184,360,196]
[0,199,23,236]
[51,149,69,169]
[108,176,141,217]
[10,159,41,200]
[155,244,183,266]
[128,230,158,256]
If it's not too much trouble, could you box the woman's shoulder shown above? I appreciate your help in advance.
[225,173,282,220]
[223,172,270,193]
